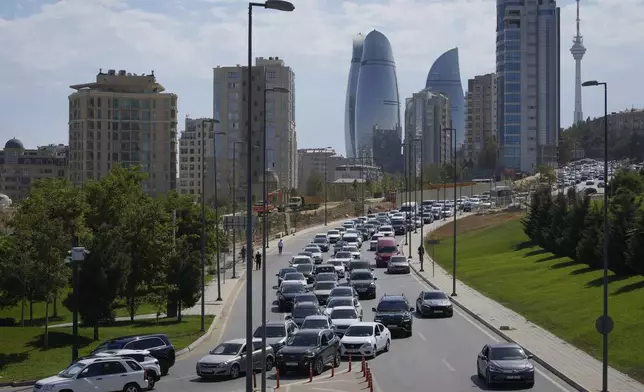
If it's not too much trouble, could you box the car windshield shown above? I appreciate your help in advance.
[350,262,370,270]
[296,264,313,273]
[287,334,319,347]
[336,252,351,259]
[293,306,319,318]
[344,325,374,337]
[343,246,358,252]
[344,236,357,242]
[377,300,408,312]
[254,325,286,338]
[305,247,319,253]
[301,319,329,329]
[330,309,357,319]
[371,235,382,240]
[423,292,448,300]
[314,238,326,243]
[210,343,243,355]
[295,294,317,303]
[380,227,392,232]
[315,282,336,290]
[281,284,306,294]
[330,288,353,297]
[327,298,353,308]
[316,274,336,282]
[390,257,407,263]
[351,272,372,280]
[280,268,296,277]
[284,273,305,281]
[378,246,397,253]
[329,260,343,266]
[328,230,339,235]
[489,347,527,360]
[59,362,86,378]
[292,257,310,264]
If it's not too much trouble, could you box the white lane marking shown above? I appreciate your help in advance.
[409,271,573,392]
[441,358,456,372]
[417,331,427,341]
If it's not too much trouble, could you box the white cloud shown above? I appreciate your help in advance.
[0,0,642,154]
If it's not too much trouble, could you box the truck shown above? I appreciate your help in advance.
[287,196,322,211]
[252,189,283,215]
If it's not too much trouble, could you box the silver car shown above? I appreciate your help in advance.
[196,338,274,379]
[304,245,323,264]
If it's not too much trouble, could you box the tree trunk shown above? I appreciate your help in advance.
[178,301,182,322]
[44,299,50,349]
[20,285,26,327]
[29,292,33,325]
[93,324,99,341]
[130,295,135,322]
[53,292,58,318]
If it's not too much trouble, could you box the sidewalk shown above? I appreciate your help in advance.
[407,216,644,392]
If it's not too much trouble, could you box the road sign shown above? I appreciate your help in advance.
[223,215,258,231]
[426,239,441,245]
[595,315,614,335]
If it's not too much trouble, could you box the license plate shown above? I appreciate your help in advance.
[286,362,299,366]
[357,288,367,292]
[387,324,397,328]
[506,375,521,380]
[200,369,213,373]
[433,310,443,313]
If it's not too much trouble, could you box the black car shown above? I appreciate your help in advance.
[276,267,297,286]
[347,260,372,273]
[328,286,358,299]
[288,303,323,327]
[276,329,341,375]
[391,219,406,235]
[295,263,315,284]
[348,270,377,299]
[277,283,309,311]
[91,333,175,375]
[293,293,320,307]
[313,237,330,252]
[415,290,453,317]
[372,295,414,337]
[477,343,535,387]
[333,240,347,255]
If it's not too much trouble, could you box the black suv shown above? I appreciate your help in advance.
[372,295,415,337]
[277,283,309,311]
[276,329,341,375]
[348,270,377,299]
[91,333,175,375]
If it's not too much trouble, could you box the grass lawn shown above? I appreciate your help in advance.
[0,315,214,383]
[427,213,644,383]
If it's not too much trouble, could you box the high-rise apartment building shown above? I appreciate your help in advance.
[496,0,560,172]
[68,69,178,195]
[0,139,69,202]
[372,126,403,174]
[465,73,497,164]
[178,118,216,200]
[213,57,296,204]
[404,89,452,174]
[297,148,346,191]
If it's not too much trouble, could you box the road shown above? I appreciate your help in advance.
[155,219,576,392]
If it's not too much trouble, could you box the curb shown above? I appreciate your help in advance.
[0,380,36,388]
[409,262,588,392]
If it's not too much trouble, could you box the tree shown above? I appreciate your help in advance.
[627,208,644,274]
[536,164,555,184]
[607,168,644,195]
[607,189,640,274]
[0,235,38,326]
[478,136,498,170]
[576,204,603,268]
[562,190,590,259]
[545,192,568,254]
[305,171,323,196]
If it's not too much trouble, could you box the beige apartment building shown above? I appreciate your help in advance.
[68,69,178,195]
[297,148,346,191]
[178,117,217,200]
[465,73,497,164]
[0,139,68,202]
[212,57,297,204]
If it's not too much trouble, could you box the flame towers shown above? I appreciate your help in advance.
[344,30,401,159]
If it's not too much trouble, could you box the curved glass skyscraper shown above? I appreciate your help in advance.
[344,33,364,159]
[354,30,401,156]
[425,48,465,150]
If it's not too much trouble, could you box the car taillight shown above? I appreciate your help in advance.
[143,368,147,379]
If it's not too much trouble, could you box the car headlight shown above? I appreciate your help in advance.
[488,365,502,372]
[369,283,376,287]
[42,385,55,391]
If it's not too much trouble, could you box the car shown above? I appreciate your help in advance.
[348,270,377,299]
[341,245,361,260]
[196,338,274,379]
[334,251,353,267]
[91,333,175,375]
[276,267,297,286]
[34,356,148,392]
[312,236,330,252]
[314,272,338,283]
[342,220,355,229]
[416,290,453,317]
[328,286,358,300]
[391,218,406,235]
[421,212,434,224]
[291,255,313,266]
[275,329,341,376]
[326,259,346,278]
[347,260,372,273]
[372,295,414,337]
[298,251,314,260]
[329,306,361,337]
[253,320,299,352]
[339,322,391,358]
[314,264,336,276]
[282,272,307,287]
[293,293,320,307]
[377,225,394,237]
[324,296,363,318]
[288,302,324,327]
[312,281,337,305]
[90,349,161,389]
[326,229,341,243]
[387,255,411,274]
[369,233,383,251]
[375,236,398,268]
[342,233,361,249]
[301,314,333,330]
[304,245,324,264]
[477,343,535,388]
[276,282,309,311]
[295,263,315,284]
[333,240,347,255]
[313,233,328,240]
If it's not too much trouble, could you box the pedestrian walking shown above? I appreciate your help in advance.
[255,251,262,270]
[418,244,424,260]
[278,239,284,255]
[241,245,246,261]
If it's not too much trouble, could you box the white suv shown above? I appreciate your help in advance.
[33,356,148,392]
[93,349,161,389]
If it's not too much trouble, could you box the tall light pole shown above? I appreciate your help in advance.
[411,138,423,262]
[212,127,225,304]
[582,79,610,392]
[401,142,408,246]
[231,141,244,279]
[323,147,332,226]
[247,2,294,392]
[443,127,457,297]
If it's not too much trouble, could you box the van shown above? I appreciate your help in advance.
[375,237,398,268]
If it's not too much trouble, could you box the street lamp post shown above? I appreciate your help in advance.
[401,142,408,246]
[443,127,457,297]
[211,126,225,305]
[411,138,423,265]
[231,141,244,279]
[247,2,294,392]
[582,80,609,392]
[323,147,331,226]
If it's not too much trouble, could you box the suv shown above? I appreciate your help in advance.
[253,320,299,352]
[34,356,147,392]
[92,334,175,375]
[276,329,341,375]
[348,270,377,299]
[90,349,161,388]
[372,295,415,337]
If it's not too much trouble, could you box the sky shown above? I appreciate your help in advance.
[0,0,642,157]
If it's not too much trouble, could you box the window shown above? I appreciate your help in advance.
[126,361,142,371]
[104,362,127,374]
[227,71,239,78]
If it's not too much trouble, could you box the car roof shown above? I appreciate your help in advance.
[294,329,327,336]
[303,315,329,320]
[226,338,264,344]
[264,320,290,327]
[101,333,167,344]
[294,302,318,308]
[94,349,151,356]
[331,286,352,291]
[330,306,355,311]
[348,321,377,327]
[379,294,406,301]
[488,342,523,349]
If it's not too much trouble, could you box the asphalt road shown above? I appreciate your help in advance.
[155,219,576,392]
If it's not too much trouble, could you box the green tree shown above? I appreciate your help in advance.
[607,168,644,195]
[545,192,568,254]
[576,204,603,268]
[478,136,498,170]
[536,164,556,184]
[0,235,39,326]
[562,189,590,259]
[306,171,323,196]
[607,189,640,274]
[626,208,644,274]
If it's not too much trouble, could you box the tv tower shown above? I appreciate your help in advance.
[570,0,586,124]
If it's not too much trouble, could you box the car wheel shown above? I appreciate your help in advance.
[230,364,241,379]
[265,356,274,371]
[123,383,141,392]
[314,357,324,375]
[333,351,341,367]
[147,376,156,390]
[384,339,390,352]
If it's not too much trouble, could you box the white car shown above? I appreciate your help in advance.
[369,233,383,251]
[92,349,161,388]
[291,255,313,266]
[327,259,346,278]
[281,273,307,287]
[329,306,361,337]
[326,229,341,243]
[33,356,148,392]
[341,245,361,260]
[325,296,363,319]
[378,225,394,237]
[340,322,391,358]
[334,251,353,267]
[304,245,323,264]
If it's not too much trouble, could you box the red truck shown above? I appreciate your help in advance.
[375,236,398,268]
